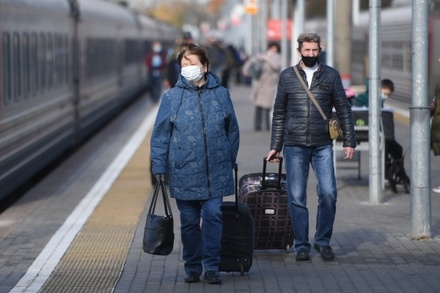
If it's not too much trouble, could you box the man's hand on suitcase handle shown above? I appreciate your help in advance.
[266,150,281,163]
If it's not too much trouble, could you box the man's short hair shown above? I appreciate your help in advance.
[297,32,321,50]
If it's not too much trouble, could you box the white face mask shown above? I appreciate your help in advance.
[181,65,204,82]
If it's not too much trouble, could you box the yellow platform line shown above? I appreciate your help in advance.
[40,132,153,293]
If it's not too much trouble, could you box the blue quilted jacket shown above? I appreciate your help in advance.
[150,73,240,200]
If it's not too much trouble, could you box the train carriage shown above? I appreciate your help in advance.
[0,0,179,201]
[351,6,413,104]
[75,0,144,140]
[0,0,75,199]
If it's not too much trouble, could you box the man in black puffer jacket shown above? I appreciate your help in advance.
[267,33,356,262]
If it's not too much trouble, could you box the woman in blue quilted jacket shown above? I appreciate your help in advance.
[150,43,240,285]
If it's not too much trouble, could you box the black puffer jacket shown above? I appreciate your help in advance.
[270,64,356,150]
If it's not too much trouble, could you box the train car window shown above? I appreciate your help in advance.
[2,33,11,105]
[113,41,118,72]
[39,33,47,92]
[94,38,99,77]
[64,35,69,84]
[104,40,111,75]
[23,33,31,98]
[97,39,103,76]
[61,35,68,85]
[106,40,111,73]
[30,33,39,95]
[55,34,62,86]
[86,38,93,79]
[47,33,54,89]
[382,40,411,74]
[91,38,96,78]
[12,33,21,101]
[59,34,67,86]
[402,41,411,73]
[124,39,139,65]
[109,41,116,73]
[85,38,119,80]
[86,39,90,78]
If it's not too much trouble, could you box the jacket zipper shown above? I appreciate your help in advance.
[197,89,212,198]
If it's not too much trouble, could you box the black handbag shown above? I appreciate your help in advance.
[143,177,174,255]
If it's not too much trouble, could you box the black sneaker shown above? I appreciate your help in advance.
[184,272,200,283]
[204,270,222,285]
[295,248,310,261]
[314,244,335,260]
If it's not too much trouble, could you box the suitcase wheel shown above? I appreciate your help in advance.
[240,263,244,276]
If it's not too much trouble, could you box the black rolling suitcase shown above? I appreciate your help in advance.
[238,157,293,252]
[220,166,255,276]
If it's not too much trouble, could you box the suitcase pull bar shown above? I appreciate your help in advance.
[233,164,240,217]
[261,157,283,190]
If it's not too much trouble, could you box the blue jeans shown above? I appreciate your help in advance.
[175,197,223,275]
[283,145,337,252]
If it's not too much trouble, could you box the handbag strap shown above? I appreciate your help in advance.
[148,177,173,217]
[293,66,328,122]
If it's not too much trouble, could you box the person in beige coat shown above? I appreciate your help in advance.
[243,43,282,131]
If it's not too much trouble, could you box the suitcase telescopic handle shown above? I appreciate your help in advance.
[234,164,238,203]
[261,157,283,190]
[233,164,240,216]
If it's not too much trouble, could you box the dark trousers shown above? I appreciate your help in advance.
[148,74,163,103]
[255,106,271,131]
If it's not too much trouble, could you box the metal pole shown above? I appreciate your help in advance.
[253,1,261,54]
[335,0,352,87]
[410,0,431,239]
[245,13,253,56]
[281,0,288,69]
[368,0,382,204]
[272,0,280,19]
[260,0,268,53]
[326,0,334,67]
[352,0,360,26]
[291,0,305,65]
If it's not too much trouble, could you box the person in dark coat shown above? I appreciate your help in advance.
[267,32,356,262]
[145,41,167,103]
[150,43,240,285]
[431,57,440,193]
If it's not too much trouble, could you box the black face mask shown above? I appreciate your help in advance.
[301,55,319,67]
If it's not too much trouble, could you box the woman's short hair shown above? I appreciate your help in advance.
[268,42,281,53]
[177,43,210,70]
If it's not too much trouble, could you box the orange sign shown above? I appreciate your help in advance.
[267,19,292,41]
[245,0,258,15]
